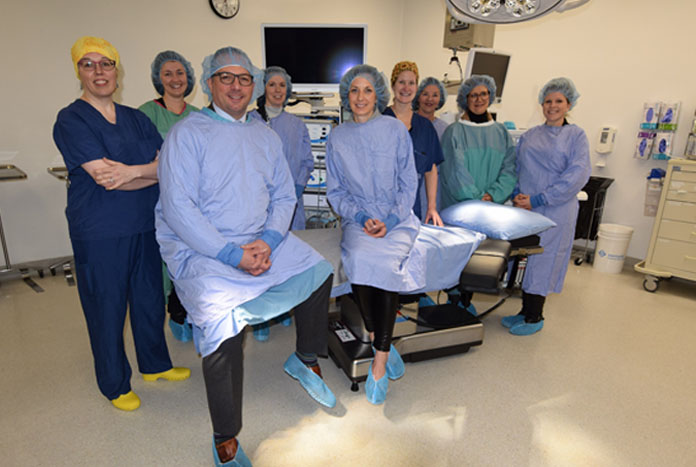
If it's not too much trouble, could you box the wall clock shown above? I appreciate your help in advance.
[209,0,239,19]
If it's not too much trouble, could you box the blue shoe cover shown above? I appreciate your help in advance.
[384,344,405,380]
[283,354,336,408]
[465,302,477,317]
[279,313,292,327]
[509,319,544,336]
[169,319,193,342]
[252,322,269,342]
[212,437,252,467]
[365,364,388,405]
[418,295,436,307]
[501,314,525,329]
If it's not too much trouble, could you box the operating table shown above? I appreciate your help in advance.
[294,227,542,391]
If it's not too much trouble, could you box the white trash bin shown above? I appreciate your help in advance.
[593,224,634,274]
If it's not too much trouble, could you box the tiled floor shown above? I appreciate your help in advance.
[1,262,694,466]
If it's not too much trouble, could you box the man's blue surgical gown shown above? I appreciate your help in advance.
[156,109,329,357]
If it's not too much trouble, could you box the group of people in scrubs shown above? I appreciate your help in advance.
[52,34,590,466]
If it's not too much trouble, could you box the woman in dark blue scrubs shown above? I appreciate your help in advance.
[383,61,444,226]
[52,36,190,411]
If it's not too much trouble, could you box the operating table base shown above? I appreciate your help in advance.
[328,295,483,392]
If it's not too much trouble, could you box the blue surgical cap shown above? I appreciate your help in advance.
[412,77,447,111]
[264,66,293,105]
[456,74,496,111]
[200,46,264,102]
[538,77,580,109]
[339,64,390,115]
[150,50,195,97]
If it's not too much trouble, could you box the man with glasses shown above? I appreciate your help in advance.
[155,47,335,466]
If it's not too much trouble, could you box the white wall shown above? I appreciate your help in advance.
[1,0,695,263]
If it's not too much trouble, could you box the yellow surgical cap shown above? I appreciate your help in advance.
[70,36,120,78]
[390,61,419,87]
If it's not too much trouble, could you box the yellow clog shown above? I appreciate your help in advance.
[111,391,140,411]
[142,367,191,382]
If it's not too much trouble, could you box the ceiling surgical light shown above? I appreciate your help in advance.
[446,0,589,24]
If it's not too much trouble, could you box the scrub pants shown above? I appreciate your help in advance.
[203,275,333,442]
[72,230,173,400]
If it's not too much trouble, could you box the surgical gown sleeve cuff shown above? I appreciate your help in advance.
[260,229,283,251]
[511,186,520,199]
[295,184,305,199]
[530,193,547,208]
[384,213,399,232]
[216,243,243,268]
[355,211,370,227]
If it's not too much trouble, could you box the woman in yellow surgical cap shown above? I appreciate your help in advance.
[53,36,190,412]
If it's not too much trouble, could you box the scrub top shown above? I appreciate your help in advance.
[326,115,425,292]
[249,109,314,230]
[439,119,516,208]
[139,99,199,138]
[383,108,444,220]
[156,109,328,356]
[53,99,162,240]
[516,123,591,296]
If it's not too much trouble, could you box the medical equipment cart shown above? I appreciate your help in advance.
[635,159,696,292]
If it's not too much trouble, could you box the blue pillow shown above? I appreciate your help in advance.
[440,200,556,240]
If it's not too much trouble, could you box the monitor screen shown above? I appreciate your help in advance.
[262,24,367,94]
[464,48,511,103]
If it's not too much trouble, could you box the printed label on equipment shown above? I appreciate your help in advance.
[331,321,356,343]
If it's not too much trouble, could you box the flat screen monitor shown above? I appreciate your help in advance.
[464,48,511,103]
[262,23,367,94]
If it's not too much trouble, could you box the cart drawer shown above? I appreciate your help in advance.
[666,180,696,203]
[652,238,696,274]
[671,168,696,183]
[657,219,696,244]
[662,200,696,223]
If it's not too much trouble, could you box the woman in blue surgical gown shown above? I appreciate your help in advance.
[326,64,419,405]
[503,77,591,336]
[250,66,314,231]
[439,74,516,208]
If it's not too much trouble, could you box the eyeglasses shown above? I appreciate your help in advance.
[212,72,254,86]
[78,59,116,71]
[468,91,490,100]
